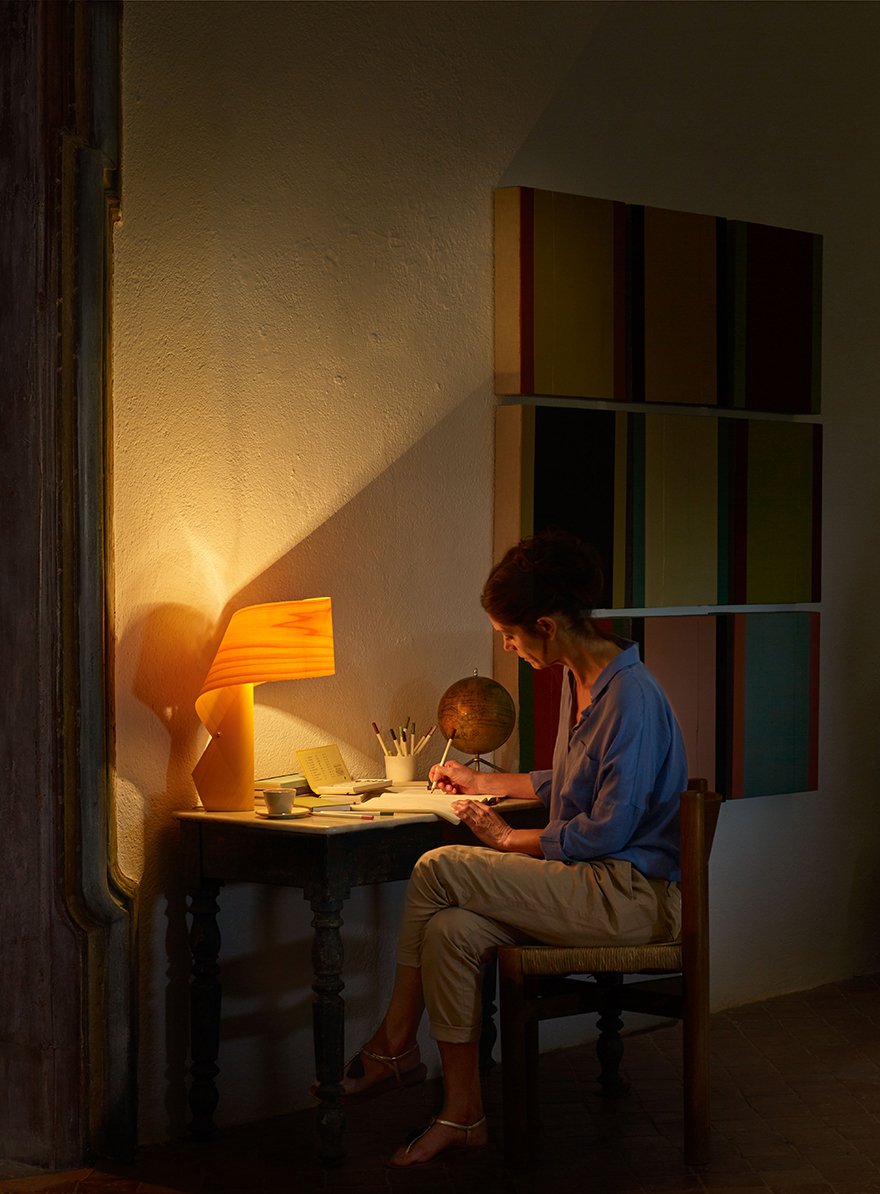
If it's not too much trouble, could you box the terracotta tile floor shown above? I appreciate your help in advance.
[4,976,880,1193]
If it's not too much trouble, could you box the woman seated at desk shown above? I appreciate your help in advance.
[325,528,687,1169]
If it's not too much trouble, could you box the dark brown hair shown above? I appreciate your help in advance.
[480,529,604,631]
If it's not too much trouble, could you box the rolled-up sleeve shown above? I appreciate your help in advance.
[529,769,553,807]
[541,797,642,862]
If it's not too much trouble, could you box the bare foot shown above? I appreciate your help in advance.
[387,1114,487,1168]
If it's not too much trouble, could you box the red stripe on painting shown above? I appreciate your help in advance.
[532,663,563,770]
[730,614,746,799]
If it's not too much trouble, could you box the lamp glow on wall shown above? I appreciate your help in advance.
[193,598,335,811]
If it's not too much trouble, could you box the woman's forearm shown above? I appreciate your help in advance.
[472,771,541,800]
[499,827,544,857]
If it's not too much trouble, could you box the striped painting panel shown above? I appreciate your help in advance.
[495,189,822,416]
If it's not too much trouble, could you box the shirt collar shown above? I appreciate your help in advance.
[590,637,640,702]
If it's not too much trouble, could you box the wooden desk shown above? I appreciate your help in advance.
[176,803,544,1163]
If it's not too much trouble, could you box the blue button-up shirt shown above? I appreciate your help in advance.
[530,640,687,881]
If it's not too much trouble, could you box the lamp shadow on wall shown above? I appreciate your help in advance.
[119,385,493,1133]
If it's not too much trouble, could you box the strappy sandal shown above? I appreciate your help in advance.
[386,1114,488,1169]
[311,1042,427,1105]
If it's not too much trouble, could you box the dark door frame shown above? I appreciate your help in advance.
[1,0,135,1167]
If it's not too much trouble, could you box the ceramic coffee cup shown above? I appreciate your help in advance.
[263,788,295,815]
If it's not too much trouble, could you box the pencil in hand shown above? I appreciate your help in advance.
[429,730,456,791]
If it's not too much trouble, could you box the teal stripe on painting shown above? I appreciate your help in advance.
[741,612,816,798]
[610,616,633,640]
[628,413,646,607]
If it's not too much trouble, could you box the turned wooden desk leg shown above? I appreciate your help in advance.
[188,879,222,1139]
[309,894,346,1165]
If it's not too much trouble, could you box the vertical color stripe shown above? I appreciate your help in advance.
[533,408,617,606]
[643,414,718,606]
[643,206,717,405]
[643,615,717,789]
[739,612,818,798]
[746,420,815,603]
[612,411,629,608]
[628,414,646,608]
[730,614,746,799]
[532,190,619,398]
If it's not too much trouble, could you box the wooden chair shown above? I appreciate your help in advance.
[497,781,723,1167]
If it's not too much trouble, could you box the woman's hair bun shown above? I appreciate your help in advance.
[481,528,604,628]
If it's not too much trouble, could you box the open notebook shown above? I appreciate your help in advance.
[356,787,499,825]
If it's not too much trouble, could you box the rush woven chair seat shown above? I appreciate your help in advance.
[498,782,723,1168]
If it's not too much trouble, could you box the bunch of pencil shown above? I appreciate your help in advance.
[371,720,437,758]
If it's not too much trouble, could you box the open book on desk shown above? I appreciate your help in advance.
[295,744,389,796]
[355,787,504,825]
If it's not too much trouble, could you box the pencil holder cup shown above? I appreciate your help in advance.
[384,754,417,784]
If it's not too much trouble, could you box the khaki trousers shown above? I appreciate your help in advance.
[397,844,681,1043]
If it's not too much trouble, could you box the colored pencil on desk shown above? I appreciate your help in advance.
[429,730,456,791]
[371,722,391,756]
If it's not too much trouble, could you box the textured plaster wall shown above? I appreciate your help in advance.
[114,0,880,1143]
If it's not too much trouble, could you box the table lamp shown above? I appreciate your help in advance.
[193,597,335,811]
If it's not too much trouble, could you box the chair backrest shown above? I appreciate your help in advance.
[683,775,723,878]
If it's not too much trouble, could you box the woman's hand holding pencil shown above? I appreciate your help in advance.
[429,754,485,796]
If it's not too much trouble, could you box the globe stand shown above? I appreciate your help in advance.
[466,754,505,772]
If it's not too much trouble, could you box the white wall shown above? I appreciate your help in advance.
[113,0,880,1143]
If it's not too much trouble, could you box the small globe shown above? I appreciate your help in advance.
[437,672,516,757]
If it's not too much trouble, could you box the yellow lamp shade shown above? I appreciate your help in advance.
[193,598,335,811]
